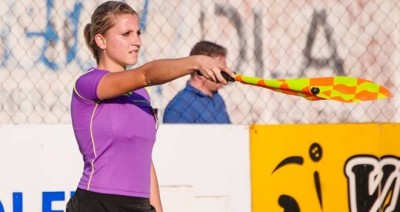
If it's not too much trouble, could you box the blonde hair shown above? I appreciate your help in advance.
[84,1,137,63]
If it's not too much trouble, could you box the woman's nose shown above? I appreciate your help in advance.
[131,35,141,46]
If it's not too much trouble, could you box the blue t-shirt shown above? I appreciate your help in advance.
[163,83,231,123]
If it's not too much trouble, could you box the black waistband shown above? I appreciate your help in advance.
[74,188,150,203]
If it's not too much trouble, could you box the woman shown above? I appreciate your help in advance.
[66,1,234,211]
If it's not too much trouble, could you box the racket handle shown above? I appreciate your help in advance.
[196,71,235,82]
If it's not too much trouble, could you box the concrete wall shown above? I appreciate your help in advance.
[1,123,399,211]
[0,124,251,212]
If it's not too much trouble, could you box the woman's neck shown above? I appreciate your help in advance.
[98,60,126,72]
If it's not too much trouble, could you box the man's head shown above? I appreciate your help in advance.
[189,41,228,96]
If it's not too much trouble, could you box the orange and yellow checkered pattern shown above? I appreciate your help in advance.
[234,75,392,103]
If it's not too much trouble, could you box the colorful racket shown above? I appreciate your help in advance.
[221,72,392,103]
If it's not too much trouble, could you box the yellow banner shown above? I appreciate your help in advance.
[250,123,400,212]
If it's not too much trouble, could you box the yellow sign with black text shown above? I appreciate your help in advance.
[250,123,400,212]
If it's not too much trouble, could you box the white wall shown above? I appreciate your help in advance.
[0,124,251,212]
[154,125,251,212]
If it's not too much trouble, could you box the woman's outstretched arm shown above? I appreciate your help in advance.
[96,55,234,100]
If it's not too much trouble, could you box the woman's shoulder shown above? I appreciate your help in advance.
[73,68,109,100]
[75,68,109,83]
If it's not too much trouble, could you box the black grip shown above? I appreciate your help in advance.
[196,71,235,82]
[221,71,235,82]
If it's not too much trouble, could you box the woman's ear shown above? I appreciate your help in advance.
[94,34,106,49]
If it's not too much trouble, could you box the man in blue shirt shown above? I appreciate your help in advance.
[163,41,231,123]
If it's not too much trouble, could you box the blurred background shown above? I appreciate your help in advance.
[1,0,398,125]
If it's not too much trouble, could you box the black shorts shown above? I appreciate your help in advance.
[66,188,156,212]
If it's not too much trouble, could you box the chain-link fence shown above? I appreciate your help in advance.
[1,0,398,124]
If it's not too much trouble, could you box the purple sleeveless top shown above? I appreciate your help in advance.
[71,68,157,198]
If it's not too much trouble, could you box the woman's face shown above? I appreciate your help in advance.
[100,14,142,70]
